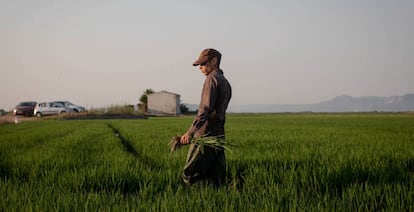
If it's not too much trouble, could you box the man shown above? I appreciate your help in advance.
[180,48,232,186]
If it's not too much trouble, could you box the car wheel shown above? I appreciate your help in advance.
[36,113,42,117]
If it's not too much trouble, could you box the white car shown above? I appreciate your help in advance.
[53,101,86,112]
[34,102,72,117]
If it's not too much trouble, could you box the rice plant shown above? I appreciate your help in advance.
[0,114,413,211]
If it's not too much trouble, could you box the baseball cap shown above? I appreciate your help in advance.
[192,48,222,66]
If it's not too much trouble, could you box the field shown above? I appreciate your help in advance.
[1,113,413,211]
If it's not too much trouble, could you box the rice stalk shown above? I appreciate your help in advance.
[168,135,233,154]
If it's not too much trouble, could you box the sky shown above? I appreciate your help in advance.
[1,0,413,111]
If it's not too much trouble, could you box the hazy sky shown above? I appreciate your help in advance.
[1,0,413,110]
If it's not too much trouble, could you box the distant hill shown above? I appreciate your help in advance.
[184,104,199,112]
[227,94,414,113]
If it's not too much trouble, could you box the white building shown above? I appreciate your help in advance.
[147,91,181,115]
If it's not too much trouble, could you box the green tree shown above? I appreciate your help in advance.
[139,89,154,113]
[180,103,189,114]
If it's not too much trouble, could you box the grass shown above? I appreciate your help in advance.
[0,113,413,211]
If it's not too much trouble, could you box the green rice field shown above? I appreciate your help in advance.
[1,113,413,211]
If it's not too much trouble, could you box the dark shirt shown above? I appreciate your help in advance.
[187,69,232,138]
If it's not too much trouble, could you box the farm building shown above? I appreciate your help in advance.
[147,91,181,115]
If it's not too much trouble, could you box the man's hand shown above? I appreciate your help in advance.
[180,133,192,145]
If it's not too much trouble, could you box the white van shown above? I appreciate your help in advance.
[34,102,72,117]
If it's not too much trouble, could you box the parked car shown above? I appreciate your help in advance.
[12,101,37,116]
[34,102,72,117]
[0,109,6,116]
[52,101,86,112]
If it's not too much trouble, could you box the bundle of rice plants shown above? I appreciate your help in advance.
[169,136,182,153]
[169,135,233,154]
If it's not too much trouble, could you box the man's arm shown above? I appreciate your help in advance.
[181,77,217,143]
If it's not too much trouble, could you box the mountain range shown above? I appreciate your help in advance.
[218,94,414,113]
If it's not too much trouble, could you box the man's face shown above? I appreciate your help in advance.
[199,58,216,76]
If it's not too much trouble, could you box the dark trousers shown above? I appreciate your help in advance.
[182,143,226,186]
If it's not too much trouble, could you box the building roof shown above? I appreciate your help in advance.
[150,91,180,97]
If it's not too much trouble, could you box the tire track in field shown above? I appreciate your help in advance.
[107,124,162,171]
[0,154,11,179]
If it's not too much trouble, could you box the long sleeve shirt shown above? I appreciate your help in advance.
[187,69,232,138]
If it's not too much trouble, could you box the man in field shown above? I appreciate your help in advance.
[180,48,232,186]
